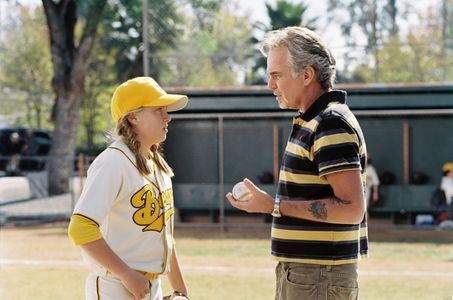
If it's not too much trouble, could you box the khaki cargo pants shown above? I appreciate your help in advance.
[275,262,358,300]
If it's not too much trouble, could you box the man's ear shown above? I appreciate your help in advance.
[302,66,316,86]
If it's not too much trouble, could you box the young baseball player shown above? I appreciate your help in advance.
[68,77,189,300]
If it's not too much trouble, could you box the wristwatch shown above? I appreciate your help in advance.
[271,198,282,217]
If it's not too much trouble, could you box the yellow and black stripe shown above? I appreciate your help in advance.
[272,90,368,265]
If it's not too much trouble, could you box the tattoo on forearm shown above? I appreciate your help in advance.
[328,196,351,205]
[308,201,327,220]
[308,197,351,221]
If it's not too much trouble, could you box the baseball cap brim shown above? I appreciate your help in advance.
[147,94,188,112]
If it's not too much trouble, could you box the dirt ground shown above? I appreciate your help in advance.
[3,219,453,242]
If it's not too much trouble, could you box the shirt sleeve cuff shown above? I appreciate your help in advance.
[68,214,103,246]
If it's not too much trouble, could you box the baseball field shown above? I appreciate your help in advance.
[1,223,452,300]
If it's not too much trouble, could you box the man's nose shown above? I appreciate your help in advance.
[267,77,276,90]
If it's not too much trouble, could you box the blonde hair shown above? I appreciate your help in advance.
[116,111,174,177]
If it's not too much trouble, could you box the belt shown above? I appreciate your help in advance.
[138,271,159,280]
[105,270,159,281]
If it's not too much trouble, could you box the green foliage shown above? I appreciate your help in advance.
[98,0,184,82]
[77,35,117,154]
[193,31,219,55]
[352,36,413,83]
[246,0,317,85]
[76,0,187,152]
[330,0,453,83]
[327,0,398,82]
[159,1,253,86]
[77,0,253,149]
[267,0,316,31]
[350,7,453,83]
[189,0,223,11]
[0,5,53,129]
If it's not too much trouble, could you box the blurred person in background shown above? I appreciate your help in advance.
[5,132,27,176]
[365,153,380,210]
[440,162,453,220]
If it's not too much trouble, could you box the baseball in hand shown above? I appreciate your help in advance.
[232,182,252,202]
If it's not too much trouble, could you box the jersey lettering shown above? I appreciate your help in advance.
[130,185,174,232]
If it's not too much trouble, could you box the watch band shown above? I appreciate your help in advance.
[271,198,282,217]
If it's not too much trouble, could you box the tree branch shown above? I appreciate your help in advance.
[77,0,108,63]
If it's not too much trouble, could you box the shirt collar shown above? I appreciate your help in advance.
[298,90,347,121]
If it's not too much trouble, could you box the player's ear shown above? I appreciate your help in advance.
[126,112,139,125]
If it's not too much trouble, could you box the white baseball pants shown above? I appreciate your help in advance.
[85,273,163,300]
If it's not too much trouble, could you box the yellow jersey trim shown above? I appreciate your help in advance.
[68,214,102,246]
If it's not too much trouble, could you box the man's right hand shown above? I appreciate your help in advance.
[226,178,274,214]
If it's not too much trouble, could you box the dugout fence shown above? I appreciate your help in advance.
[1,84,452,229]
[164,83,453,228]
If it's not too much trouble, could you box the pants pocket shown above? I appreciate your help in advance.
[87,275,134,300]
[328,285,358,300]
[285,266,319,299]
[86,274,157,300]
[287,282,318,299]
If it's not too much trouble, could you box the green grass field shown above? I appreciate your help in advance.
[1,223,452,300]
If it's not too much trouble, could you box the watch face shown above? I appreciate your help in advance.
[271,199,281,217]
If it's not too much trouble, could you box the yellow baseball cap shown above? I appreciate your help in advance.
[442,162,453,173]
[111,77,188,122]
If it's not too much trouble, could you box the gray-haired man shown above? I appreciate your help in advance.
[227,27,369,300]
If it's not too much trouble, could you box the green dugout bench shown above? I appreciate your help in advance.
[370,184,438,224]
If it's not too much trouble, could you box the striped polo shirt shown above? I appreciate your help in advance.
[272,90,369,265]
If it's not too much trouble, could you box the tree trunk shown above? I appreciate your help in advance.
[370,0,380,82]
[25,101,32,127]
[42,0,106,195]
[83,89,97,152]
[30,96,42,129]
[47,89,82,195]
[34,102,42,129]
[386,0,398,36]
[440,0,449,80]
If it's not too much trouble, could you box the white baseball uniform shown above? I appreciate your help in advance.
[70,139,175,300]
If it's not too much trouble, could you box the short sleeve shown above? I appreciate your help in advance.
[68,214,102,245]
[313,116,361,177]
